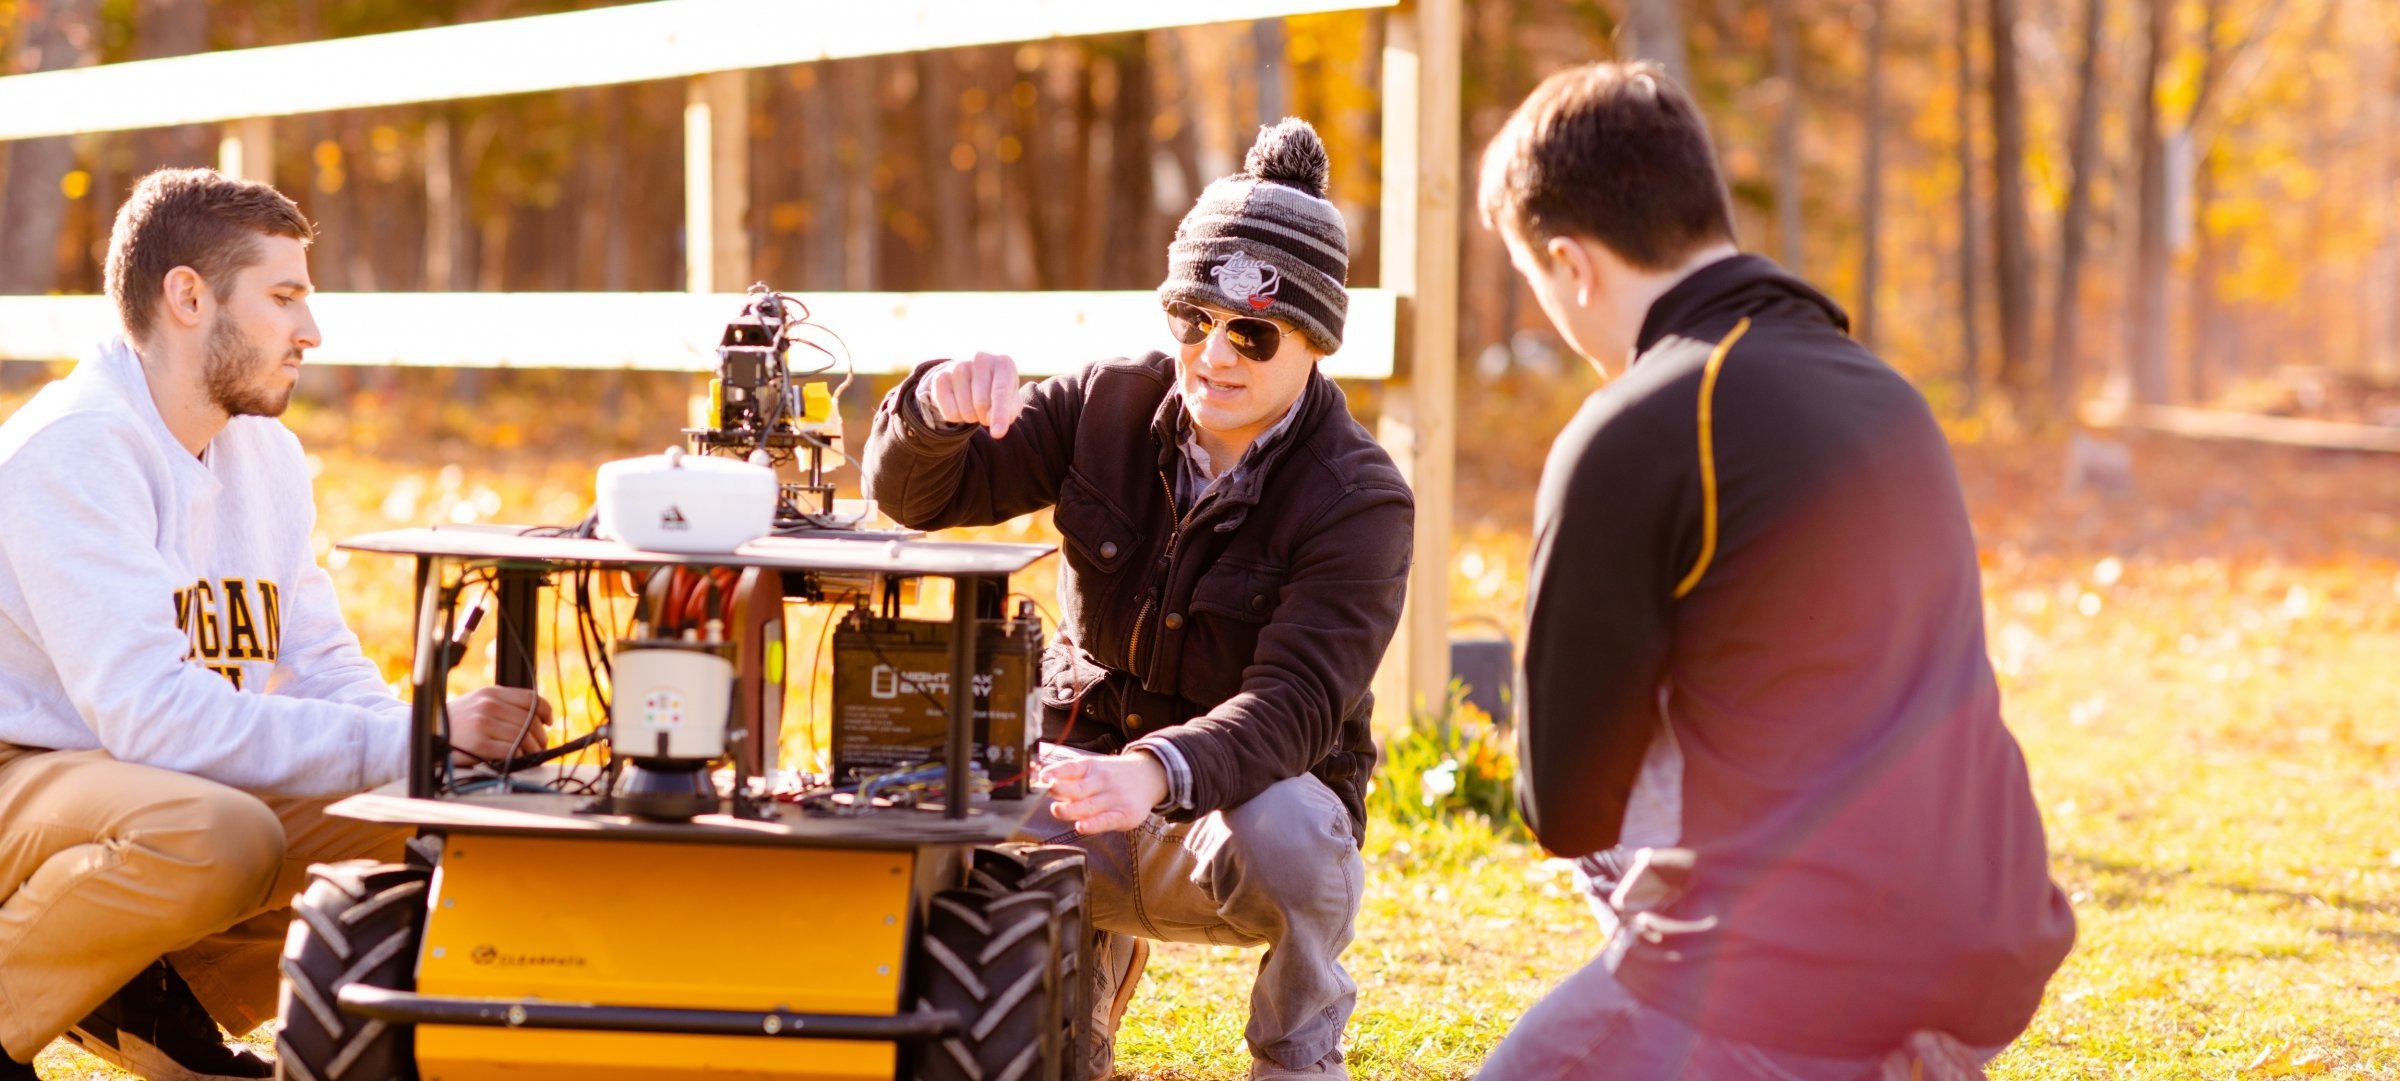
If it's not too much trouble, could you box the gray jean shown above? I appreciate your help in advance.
[1016,771,1364,1072]
[1477,954,2007,1080]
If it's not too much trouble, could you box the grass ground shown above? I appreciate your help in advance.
[13,366,2399,1079]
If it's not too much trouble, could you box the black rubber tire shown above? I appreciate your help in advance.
[274,861,431,1081]
[912,887,1063,1081]
[971,843,1092,1076]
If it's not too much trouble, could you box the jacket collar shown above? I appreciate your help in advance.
[1148,364,1335,525]
[1632,252,1850,357]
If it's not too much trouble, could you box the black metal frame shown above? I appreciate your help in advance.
[369,538,1032,1056]
[338,985,962,1041]
[402,553,1010,817]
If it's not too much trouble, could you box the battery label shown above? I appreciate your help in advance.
[832,616,1042,798]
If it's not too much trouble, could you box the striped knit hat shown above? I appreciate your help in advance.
[1158,118,1350,355]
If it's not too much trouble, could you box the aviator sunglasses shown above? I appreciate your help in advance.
[1164,300,1286,362]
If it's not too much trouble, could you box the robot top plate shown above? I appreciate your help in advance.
[338,524,1054,577]
[327,785,1049,847]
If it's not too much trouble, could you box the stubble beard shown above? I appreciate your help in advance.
[202,314,294,419]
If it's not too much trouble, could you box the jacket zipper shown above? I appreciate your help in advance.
[1126,469,1186,676]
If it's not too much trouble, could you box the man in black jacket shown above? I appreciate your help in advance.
[863,119,1412,1081]
[1473,63,2075,1079]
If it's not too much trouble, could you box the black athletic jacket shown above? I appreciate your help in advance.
[1520,254,2075,1057]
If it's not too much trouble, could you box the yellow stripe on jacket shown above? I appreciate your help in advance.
[1672,317,1753,600]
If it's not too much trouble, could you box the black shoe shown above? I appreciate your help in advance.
[61,960,274,1080]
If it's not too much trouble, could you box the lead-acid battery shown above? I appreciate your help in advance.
[829,606,1042,798]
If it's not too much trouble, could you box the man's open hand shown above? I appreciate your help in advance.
[917,352,1024,437]
[447,685,553,766]
[1039,751,1170,835]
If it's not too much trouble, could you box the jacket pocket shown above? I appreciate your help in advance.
[1188,558,1285,624]
[1038,643,1125,748]
[1053,471,1138,577]
[1173,559,1286,708]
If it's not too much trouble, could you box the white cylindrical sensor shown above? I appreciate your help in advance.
[609,646,735,761]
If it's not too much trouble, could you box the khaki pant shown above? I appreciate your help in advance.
[0,745,406,1061]
[1018,772,1364,1076]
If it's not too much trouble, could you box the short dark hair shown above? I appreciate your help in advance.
[1478,62,1737,271]
[104,168,314,343]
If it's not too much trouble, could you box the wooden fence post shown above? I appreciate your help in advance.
[1373,0,1461,732]
[217,117,274,183]
[684,70,751,293]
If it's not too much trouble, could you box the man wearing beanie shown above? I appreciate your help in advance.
[863,118,1412,1080]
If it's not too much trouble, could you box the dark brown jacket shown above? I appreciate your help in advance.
[863,353,1412,840]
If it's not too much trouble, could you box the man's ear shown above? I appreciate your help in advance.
[1545,235,1603,308]
[159,266,209,331]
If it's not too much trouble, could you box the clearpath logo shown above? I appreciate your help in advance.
[471,943,588,968]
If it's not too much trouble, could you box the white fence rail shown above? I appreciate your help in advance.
[0,0,1452,718]
[0,290,1397,378]
[0,0,1394,141]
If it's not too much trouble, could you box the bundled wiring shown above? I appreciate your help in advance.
[435,563,616,797]
[783,761,991,816]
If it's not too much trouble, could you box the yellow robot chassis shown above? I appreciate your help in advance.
[271,289,1091,1081]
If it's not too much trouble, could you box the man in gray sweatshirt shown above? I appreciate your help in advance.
[0,169,548,1080]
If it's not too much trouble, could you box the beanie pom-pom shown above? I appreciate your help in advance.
[1244,118,1331,198]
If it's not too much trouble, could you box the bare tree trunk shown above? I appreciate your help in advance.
[463,112,507,294]
[1624,0,1692,90]
[424,110,461,291]
[966,50,1010,286]
[1955,0,1983,408]
[2186,144,2220,403]
[840,60,881,291]
[1011,52,1052,291]
[1102,39,1156,286]
[2127,0,2172,404]
[2289,4,2341,386]
[796,67,836,291]
[2375,30,2400,381]
[1070,47,1104,287]
[366,110,417,293]
[997,51,1042,290]
[2048,0,2104,408]
[1856,0,1884,349]
[290,0,342,288]
[748,75,786,288]
[1350,13,1387,283]
[1773,0,1804,274]
[1156,32,1206,218]
[339,116,381,292]
[919,53,970,289]
[132,0,214,169]
[1018,46,1074,290]
[1252,20,1287,128]
[570,89,622,291]
[601,89,633,291]
[2303,117,2334,381]
[0,0,98,296]
[1986,0,2036,399]
[2181,0,2226,402]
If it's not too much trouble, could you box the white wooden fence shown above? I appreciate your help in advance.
[0,0,1462,719]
